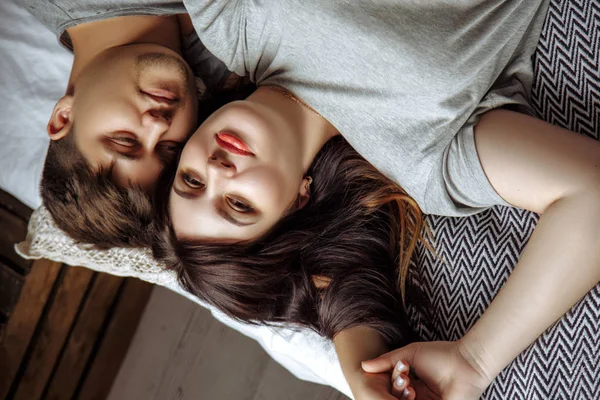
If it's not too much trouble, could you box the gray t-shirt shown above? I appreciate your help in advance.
[185,0,550,216]
[22,0,230,98]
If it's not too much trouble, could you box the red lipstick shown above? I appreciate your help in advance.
[215,132,254,156]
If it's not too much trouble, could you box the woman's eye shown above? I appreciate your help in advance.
[226,196,254,213]
[161,142,182,153]
[182,173,205,189]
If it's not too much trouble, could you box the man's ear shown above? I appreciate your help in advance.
[47,95,74,141]
[297,176,312,210]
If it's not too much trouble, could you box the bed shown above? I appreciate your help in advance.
[3,0,600,399]
[0,0,350,396]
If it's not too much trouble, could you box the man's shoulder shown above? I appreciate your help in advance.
[22,0,185,41]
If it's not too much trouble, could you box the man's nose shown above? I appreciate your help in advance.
[140,109,172,150]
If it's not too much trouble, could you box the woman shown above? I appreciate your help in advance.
[154,1,600,399]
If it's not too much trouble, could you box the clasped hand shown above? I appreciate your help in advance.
[354,340,492,400]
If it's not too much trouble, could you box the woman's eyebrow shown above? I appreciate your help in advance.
[216,207,254,227]
[173,186,198,200]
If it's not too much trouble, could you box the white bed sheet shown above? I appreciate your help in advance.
[0,1,350,396]
[0,0,72,209]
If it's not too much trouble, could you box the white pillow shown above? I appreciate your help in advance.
[15,206,352,398]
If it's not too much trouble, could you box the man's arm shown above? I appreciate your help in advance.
[335,326,413,399]
[335,326,388,382]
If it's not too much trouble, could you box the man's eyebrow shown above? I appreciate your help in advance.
[173,187,254,227]
[105,146,140,161]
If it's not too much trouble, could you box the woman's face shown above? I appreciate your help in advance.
[170,99,309,242]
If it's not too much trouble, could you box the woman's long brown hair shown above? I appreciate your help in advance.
[153,136,426,346]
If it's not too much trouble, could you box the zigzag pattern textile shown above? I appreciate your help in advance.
[405,1,600,399]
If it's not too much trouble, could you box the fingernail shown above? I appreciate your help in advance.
[395,376,405,387]
[403,387,410,397]
[396,362,407,372]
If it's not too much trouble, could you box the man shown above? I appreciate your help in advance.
[24,1,236,247]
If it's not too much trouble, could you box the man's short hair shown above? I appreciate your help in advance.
[40,130,154,249]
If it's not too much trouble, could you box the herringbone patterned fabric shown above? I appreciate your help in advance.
[532,0,600,140]
[405,1,600,399]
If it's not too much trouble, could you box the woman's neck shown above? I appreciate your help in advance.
[65,15,182,94]
[251,86,340,171]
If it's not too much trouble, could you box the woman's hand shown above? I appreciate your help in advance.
[361,340,491,400]
[349,369,415,400]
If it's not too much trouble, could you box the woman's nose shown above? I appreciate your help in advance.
[207,153,237,178]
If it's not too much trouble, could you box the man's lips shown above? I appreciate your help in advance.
[215,132,254,156]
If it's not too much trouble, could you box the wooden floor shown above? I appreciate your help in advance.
[0,189,152,400]
[0,189,32,337]
[109,286,349,400]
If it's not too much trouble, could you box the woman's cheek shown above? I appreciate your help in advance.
[240,167,297,212]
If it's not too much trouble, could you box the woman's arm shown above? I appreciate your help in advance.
[463,109,600,381]
[364,109,600,398]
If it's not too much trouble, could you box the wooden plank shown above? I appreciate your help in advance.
[11,265,94,400]
[252,359,349,400]
[0,188,33,356]
[77,278,153,400]
[0,207,31,273]
[0,262,25,331]
[0,189,33,222]
[0,258,61,400]
[108,286,346,400]
[107,286,206,400]
[148,305,271,400]
[44,272,124,400]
